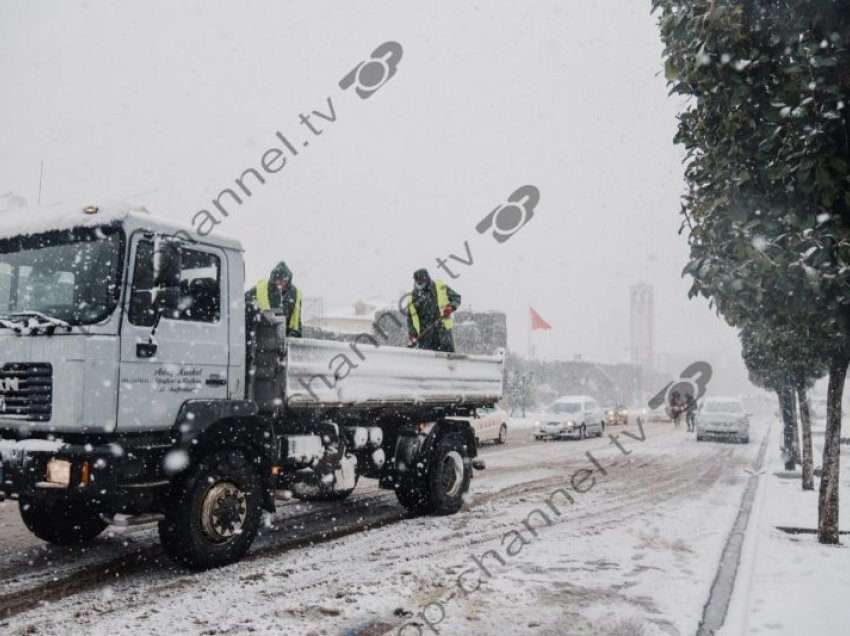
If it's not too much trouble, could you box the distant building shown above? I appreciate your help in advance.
[305,297,393,335]
[505,352,642,410]
[373,307,507,355]
[303,296,507,355]
[630,283,655,373]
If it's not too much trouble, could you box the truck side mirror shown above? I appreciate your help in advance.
[152,236,182,322]
[153,237,182,289]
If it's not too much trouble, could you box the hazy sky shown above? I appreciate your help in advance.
[0,1,753,389]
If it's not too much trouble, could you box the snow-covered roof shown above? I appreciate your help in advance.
[0,200,243,251]
[553,394,597,402]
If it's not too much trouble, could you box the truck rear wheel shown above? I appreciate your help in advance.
[396,432,471,515]
[159,451,262,571]
[19,497,107,545]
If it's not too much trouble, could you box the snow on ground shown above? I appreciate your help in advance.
[721,423,850,635]
[1,420,770,636]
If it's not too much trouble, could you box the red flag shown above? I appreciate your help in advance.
[530,306,552,330]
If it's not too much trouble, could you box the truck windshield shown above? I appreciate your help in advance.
[0,224,125,326]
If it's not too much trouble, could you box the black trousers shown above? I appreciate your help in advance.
[416,328,455,353]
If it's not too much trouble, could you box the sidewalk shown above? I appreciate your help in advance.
[721,422,850,635]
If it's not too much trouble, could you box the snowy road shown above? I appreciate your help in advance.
[0,419,769,635]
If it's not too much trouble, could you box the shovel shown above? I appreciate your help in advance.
[407,316,446,348]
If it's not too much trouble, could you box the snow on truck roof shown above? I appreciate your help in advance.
[0,200,243,250]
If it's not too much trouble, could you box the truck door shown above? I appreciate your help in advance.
[117,235,229,431]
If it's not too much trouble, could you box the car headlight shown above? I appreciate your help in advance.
[533,421,541,429]
[565,420,575,428]
[606,410,614,416]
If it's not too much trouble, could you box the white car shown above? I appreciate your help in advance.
[534,396,606,440]
[471,407,508,445]
[696,397,750,443]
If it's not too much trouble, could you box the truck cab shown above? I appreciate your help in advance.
[0,202,502,570]
[0,203,245,434]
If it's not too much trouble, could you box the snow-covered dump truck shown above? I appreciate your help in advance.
[0,203,504,569]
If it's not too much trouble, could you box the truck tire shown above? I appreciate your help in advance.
[159,451,262,571]
[396,432,471,515]
[496,424,508,445]
[19,497,107,545]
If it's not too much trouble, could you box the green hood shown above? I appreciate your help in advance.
[270,261,293,282]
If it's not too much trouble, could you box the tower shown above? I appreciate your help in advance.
[630,283,654,373]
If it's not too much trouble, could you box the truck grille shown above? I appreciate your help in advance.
[0,363,53,422]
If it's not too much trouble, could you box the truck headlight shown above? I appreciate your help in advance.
[46,459,72,487]
[533,421,541,429]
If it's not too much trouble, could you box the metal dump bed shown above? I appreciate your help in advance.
[248,313,504,412]
[282,338,505,408]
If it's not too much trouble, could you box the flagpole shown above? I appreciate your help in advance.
[527,303,532,360]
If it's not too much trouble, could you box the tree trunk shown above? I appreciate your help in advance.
[796,372,814,491]
[818,354,849,544]
[780,383,798,471]
[793,405,802,466]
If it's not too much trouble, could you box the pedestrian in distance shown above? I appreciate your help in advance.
[668,390,684,429]
[685,392,697,432]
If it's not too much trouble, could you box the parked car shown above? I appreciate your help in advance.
[643,404,672,423]
[605,405,629,426]
[534,396,606,440]
[696,396,750,443]
[470,407,508,445]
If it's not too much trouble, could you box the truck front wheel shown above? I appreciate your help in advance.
[159,451,262,571]
[19,496,107,545]
[396,432,471,515]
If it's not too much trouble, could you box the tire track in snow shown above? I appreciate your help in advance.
[25,439,734,632]
[0,425,741,629]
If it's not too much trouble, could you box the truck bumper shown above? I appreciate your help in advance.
[0,438,117,498]
[0,437,165,513]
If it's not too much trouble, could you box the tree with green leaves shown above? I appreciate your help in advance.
[654,0,850,541]
[740,322,827,488]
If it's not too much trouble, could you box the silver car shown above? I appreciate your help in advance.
[534,396,606,440]
[696,397,750,443]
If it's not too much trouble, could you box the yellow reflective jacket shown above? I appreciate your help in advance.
[256,279,302,333]
[408,279,454,335]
